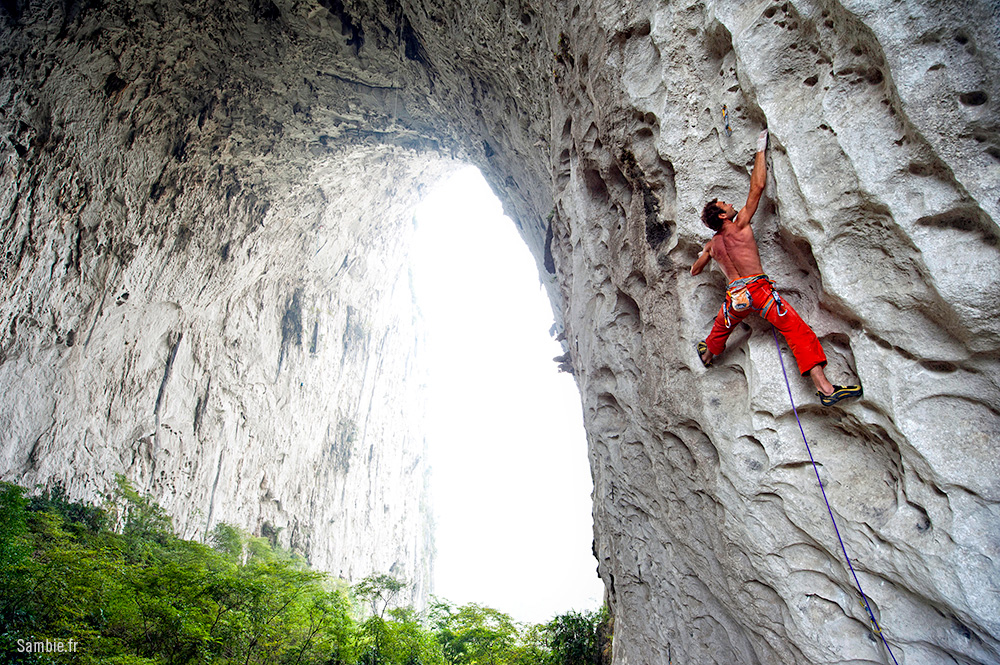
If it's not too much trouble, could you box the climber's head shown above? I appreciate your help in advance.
[701,199,735,232]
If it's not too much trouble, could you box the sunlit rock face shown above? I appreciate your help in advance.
[551,2,999,664]
[1,0,998,660]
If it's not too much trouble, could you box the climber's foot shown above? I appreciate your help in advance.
[697,341,714,368]
[817,385,863,406]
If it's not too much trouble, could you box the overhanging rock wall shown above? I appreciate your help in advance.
[0,0,453,601]
[549,2,1000,664]
[1,0,998,662]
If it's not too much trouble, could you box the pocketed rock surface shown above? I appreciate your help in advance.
[1,0,998,660]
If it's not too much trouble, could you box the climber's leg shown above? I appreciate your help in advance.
[756,286,826,377]
[807,364,835,396]
[755,282,862,404]
[702,298,751,363]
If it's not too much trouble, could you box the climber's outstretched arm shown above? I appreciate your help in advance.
[734,130,768,230]
[691,242,712,276]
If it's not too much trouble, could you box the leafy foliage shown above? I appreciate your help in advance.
[0,480,611,665]
[433,601,522,665]
[545,607,611,665]
[355,574,406,619]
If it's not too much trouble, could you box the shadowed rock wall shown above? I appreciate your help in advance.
[0,0,458,601]
[1,0,998,661]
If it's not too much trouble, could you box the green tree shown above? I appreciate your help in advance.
[354,574,406,619]
[27,481,106,533]
[433,602,522,665]
[209,522,246,562]
[0,479,610,665]
[510,623,549,665]
[0,482,37,650]
[286,584,357,665]
[109,475,174,551]
[382,607,445,665]
[545,607,611,665]
[354,574,407,665]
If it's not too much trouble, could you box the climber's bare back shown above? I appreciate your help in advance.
[702,201,765,281]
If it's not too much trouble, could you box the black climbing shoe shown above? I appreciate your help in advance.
[697,341,713,368]
[817,385,863,406]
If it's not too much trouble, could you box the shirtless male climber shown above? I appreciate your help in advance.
[691,129,862,406]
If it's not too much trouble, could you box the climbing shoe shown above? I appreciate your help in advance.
[697,341,713,368]
[817,385,863,406]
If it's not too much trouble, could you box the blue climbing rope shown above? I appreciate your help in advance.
[771,326,901,665]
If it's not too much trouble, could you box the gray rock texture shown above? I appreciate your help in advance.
[1,0,998,662]
[0,2,444,600]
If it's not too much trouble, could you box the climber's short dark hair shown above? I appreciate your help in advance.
[701,199,726,232]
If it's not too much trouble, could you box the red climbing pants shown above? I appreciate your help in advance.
[705,274,827,376]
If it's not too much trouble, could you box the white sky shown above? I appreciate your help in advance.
[411,166,604,625]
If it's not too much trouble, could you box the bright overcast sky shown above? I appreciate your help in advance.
[410,166,604,625]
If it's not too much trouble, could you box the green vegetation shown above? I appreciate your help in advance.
[0,479,611,665]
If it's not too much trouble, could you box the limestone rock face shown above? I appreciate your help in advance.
[1,0,998,662]
[549,2,999,663]
[550,3,999,664]
[0,2,446,600]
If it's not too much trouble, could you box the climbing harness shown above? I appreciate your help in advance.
[721,274,784,328]
[727,273,768,291]
[722,273,763,327]
[771,327,901,665]
[758,279,786,319]
[722,104,732,136]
